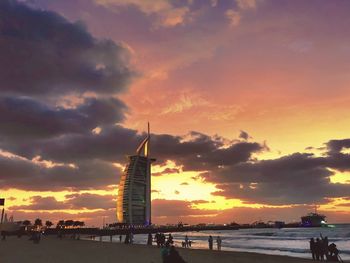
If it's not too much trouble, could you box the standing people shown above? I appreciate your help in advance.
[315,238,322,261]
[155,233,161,247]
[124,233,130,244]
[208,235,213,250]
[119,235,122,242]
[147,233,153,245]
[321,235,329,258]
[184,235,189,248]
[310,238,316,260]
[216,236,222,251]
[168,233,173,245]
[130,232,134,244]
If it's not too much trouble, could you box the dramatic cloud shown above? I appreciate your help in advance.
[94,0,190,27]
[0,0,134,97]
[209,152,350,205]
[0,97,127,140]
[65,193,115,210]
[0,155,119,191]
[9,193,115,211]
[152,199,217,218]
[9,196,67,211]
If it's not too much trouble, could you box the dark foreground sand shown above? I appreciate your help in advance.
[0,236,315,263]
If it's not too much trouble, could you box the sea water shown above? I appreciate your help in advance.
[98,224,350,261]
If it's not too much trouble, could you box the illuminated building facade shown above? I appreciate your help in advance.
[116,124,155,225]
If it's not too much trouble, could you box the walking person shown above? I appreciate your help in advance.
[208,235,213,250]
[216,236,222,251]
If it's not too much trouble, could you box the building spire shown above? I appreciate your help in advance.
[136,122,150,157]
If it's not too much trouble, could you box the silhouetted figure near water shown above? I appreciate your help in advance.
[155,233,160,247]
[327,243,340,262]
[119,235,122,242]
[147,233,153,245]
[315,238,323,261]
[217,236,222,251]
[208,235,213,250]
[168,233,173,245]
[184,235,189,248]
[320,234,329,259]
[130,232,134,244]
[310,238,316,260]
[124,233,130,244]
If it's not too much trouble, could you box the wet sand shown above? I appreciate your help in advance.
[0,235,315,263]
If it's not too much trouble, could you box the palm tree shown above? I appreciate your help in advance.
[56,220,65,229]
[64,220,74,228]
[45,220,53,228]
[73,221,85,228]
[34,218,42,230]
[22,220,31,230]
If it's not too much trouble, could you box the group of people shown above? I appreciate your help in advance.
[208,235,222,250]
[181,235,192,248]
[310,235,340,262]
[124,232,134,244]
[152,232,174,247]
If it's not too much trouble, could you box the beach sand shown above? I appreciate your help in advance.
[0,235,314,263]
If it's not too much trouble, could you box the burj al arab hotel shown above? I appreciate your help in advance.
[116,124,155,226]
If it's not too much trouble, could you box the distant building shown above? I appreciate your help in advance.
[116,124,155,225]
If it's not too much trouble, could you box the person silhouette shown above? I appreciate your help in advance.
[184,235,189,248]
[147,233,153,245]
[310,238,316,260]
[208,235,213,250]
[315,238,322,261]
[216,236,222,251]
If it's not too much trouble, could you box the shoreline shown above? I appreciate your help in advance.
[0,235,318,263]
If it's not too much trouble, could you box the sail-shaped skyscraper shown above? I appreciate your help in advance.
[116,123,155,225]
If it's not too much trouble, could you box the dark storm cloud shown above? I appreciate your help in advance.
[326,138,350,155]
[4,127,264,169]
[325,139,350,172]
[8,194,115,211]
[0,155,119,191]
[209,153,350,205]
[65,193,115,210]
[151,131,265,170]
[239,130,250,140]
[0,0,134,97]
[9,196,68,210]
[0,96,127,140]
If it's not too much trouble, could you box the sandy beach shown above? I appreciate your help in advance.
[0,235,316,263]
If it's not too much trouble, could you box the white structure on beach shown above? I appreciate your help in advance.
[116,123,155,226]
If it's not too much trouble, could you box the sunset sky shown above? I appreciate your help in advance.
[1,0,350,227]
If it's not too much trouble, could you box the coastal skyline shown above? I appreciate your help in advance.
[1,0,350,226]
